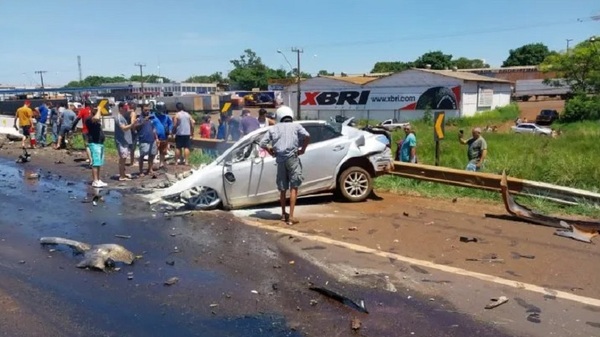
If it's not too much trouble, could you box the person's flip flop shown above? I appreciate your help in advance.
[281,213,289,222]
[119,177,131,181]
[286,218,300,225]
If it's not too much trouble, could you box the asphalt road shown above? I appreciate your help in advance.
[0,156,516,337]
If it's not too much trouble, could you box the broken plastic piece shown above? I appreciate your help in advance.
[459,236,478,243]
[309,286,368,314]
[485,296,509,309]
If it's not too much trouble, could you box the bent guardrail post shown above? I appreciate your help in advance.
[387,162,600,207]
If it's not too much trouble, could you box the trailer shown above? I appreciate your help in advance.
[513,79,571,101]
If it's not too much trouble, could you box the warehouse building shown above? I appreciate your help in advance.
[283,68,513,121]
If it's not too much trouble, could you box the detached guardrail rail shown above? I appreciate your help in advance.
[387,162,600,207]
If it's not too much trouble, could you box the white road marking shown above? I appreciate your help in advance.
[239,217,600,308]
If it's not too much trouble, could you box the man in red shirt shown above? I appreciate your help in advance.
[71,101,93,164]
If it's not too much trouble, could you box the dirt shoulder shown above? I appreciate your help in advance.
[235,191,600,300]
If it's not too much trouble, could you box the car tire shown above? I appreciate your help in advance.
[337,167,373,202]
[180,186,221,210]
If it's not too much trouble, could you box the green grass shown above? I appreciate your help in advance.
[189,149,215,165]
[374,104,600,217]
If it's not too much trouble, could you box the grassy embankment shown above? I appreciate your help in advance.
[372,104,600,217]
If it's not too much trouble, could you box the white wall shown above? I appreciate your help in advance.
[284,70,511,122]
[461,82,512,117]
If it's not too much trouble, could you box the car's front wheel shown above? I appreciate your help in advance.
[180,186,221,210]
[337,167,373,202]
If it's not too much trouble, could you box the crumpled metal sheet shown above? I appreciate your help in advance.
[500,171,600,243]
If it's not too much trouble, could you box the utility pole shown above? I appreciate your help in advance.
[134,62,146,100]
[77,55,83,82]
[291,47,303,120]
[34,70,47,98]
[566,39,573,54]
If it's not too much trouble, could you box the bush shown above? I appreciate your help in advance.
[561,95,600,122]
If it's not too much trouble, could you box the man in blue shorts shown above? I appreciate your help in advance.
[85,106,107,188]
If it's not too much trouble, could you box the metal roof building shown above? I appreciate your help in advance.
[283,68,513,121]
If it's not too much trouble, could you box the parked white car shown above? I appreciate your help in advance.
[149,119,393,210]
[511,123,552,136]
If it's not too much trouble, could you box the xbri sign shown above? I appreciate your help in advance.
[301,90,370,106]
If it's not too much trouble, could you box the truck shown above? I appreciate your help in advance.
[378,118,411,131]
[512,79,571,102]
[156,95,221,113]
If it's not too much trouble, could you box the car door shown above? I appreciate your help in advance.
[222,134,266,208]
[300,123,350,193]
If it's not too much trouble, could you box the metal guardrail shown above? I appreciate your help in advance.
[387,162,600,207]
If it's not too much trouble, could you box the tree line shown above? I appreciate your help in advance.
[65,42,559,90]
[63,39,599,122]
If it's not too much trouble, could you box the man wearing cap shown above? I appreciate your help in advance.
[240,109,260,136]
[458,127,488,171]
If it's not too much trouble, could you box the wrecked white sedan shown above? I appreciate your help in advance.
[149,119,392,210]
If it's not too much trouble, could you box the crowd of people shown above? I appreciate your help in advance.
[12,99,283,188]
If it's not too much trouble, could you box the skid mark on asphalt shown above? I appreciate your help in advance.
[239,218,600,308]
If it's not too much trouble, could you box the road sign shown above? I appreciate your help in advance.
[221,101,232,116]
[98,99,109,115]
[433,111,445,166]
[434,111,445,141]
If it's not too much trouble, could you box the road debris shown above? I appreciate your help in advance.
[165,210,192,218]
[459,236,478,243]
[251,290,259,294]
[309,286,368,314]
[485,296,509,309]
[348,227,358,231]
[27,173,39,179]
[114,235,131,239]
[127,272,134,280]
[164,277,179,286]
[466,258,504,263]
[500,171,600,243]
[39,237,134,271]
[511,252,535,260]
[351,317,362,331]
[209,303,218,308]
[16,148,31,163]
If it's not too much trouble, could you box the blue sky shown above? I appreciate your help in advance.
[0,0,598,86]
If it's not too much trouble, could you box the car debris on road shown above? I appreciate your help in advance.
[485,296,509,309]
[309,286,368,314]
[39,237,135,271]
[500,171,600,243]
